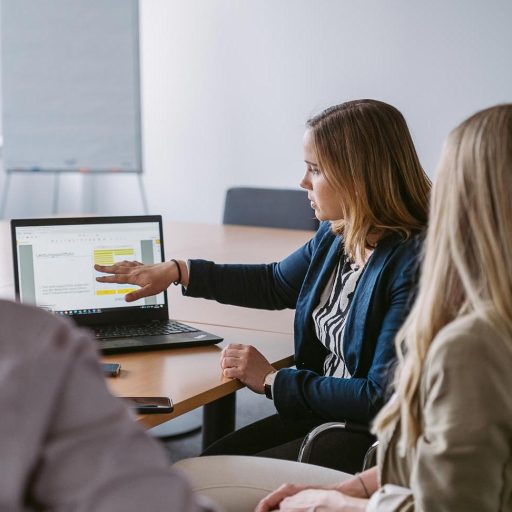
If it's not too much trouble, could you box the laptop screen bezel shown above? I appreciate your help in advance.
[11,215,169,326]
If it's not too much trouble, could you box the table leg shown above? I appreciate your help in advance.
[202,392,236,450]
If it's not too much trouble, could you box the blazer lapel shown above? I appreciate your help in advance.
[297,234,341,323]
[343,234,402,373]
[294,232,341,368]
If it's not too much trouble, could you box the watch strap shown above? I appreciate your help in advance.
[264,370,277,400]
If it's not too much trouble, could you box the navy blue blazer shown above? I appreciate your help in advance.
[185,222,422,424]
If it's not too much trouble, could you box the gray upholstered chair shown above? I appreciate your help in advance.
[223,187,319,231]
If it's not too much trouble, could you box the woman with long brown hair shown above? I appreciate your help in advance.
[96,99,430,472]
[256,104,512,511]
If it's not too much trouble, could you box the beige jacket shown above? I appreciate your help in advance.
[368,313,512,511]
[0,300,217,512]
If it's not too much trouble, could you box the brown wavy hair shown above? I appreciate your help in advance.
[307,99,431,260]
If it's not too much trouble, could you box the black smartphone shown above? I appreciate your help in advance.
[102,363,121,377]
[122,396,174,414]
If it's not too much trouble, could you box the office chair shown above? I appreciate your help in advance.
[223,187,319,231]
[298,421,378,473]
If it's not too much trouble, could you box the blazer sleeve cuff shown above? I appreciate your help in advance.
[273,368,316,420]
[181,259,210,297]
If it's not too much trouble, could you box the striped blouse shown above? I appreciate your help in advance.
[312,257,364,378]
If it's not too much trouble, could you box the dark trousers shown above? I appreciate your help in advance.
[202,414,375,474]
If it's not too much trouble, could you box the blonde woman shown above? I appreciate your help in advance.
[96,100,430,472]
[256,104,512,511]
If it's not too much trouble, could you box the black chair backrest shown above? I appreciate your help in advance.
[223,187,319,231]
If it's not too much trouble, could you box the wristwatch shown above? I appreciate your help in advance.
[264,370,277,400]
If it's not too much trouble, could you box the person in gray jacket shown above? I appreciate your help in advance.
[0,299,217,512]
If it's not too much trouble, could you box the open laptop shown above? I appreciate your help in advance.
[11,215,223,354]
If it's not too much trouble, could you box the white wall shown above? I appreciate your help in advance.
[3,0,512,221]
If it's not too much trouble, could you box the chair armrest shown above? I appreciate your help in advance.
[362,440,379,471]
[298,421,377,472]
[298,421,368,463]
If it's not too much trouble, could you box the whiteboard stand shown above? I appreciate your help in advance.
[0,169,149,218]
[0,170,11,219]
[52,172,60,214]
[137,173,149,214]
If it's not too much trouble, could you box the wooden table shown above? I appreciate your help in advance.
[103,323,295,446]
[2,220,314,446]
[164,221,310,334]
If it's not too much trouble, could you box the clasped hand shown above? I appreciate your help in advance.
[256,483,369,512]
[220,344,275,394]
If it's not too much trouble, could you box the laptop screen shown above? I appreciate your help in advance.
[12,217,166,318]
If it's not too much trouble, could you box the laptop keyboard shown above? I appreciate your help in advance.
[94,320,199,339]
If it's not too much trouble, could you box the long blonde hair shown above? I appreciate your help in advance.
[306,100,431,261]
[374,104,512,447]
